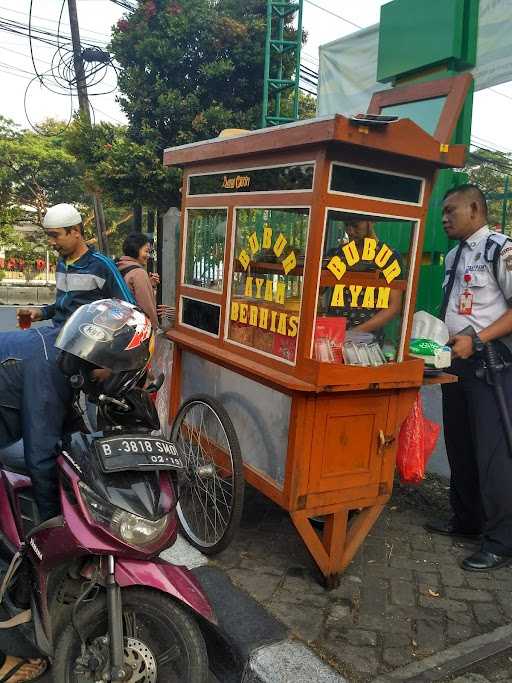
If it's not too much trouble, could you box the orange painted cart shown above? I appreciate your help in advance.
[163,114,465,586]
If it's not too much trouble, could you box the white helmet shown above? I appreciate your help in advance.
[43,203,82,229]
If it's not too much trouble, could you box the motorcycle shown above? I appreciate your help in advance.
[0,301,215,682]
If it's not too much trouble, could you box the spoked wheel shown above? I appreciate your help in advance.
[170,394,244,554]
[53,588,208,682]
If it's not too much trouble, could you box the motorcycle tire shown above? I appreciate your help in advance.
[53,587,208,683]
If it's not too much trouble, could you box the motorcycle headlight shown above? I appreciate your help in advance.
[78,482,169,547]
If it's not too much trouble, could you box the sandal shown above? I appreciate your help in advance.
[0,658,47,682]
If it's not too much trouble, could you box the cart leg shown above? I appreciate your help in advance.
[291,503,385,583]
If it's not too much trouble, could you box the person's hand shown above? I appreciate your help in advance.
[90,368,112,383]
[449,334,474,359]
[149,272,160,288]
[17,307,43,323]
[157,304,176,329]
[157,304,175,318]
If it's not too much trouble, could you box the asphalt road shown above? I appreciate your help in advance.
[0,305,50,332]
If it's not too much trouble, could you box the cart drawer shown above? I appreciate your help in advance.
[308,393,390,494]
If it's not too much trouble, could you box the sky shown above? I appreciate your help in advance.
[0,0,511,154]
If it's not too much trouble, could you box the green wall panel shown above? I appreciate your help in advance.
[378,0,467,82]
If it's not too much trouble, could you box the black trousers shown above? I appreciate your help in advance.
[442,356,512,555]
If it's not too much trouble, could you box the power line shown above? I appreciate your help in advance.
[472,134,512,156]
[304,0,362,29]
[0,4,110,41]
[489,87,512,102]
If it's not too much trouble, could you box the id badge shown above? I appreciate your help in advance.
[459,290,473,315]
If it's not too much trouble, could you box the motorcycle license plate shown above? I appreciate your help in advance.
[95,436,183,473]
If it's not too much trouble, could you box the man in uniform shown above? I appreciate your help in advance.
[425,184,512,571]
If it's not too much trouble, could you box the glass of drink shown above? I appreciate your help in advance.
[18,312,32,330]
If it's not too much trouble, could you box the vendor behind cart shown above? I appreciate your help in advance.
[320,219,402,342]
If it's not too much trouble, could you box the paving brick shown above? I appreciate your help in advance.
[390,557,441,571]
[357,613,412,635]
[343,628,378,646]
[415,571,442,585]
[414,617,446,654]
[390,580,416,607]
[364,541,388,562]
[226,568,282,603]
[267,600,324,642]
[325,601,353,626]
[381,631,411,648]
[473,602,505,626]
[419,583,443,597]
[324,643,380,676]
[495,590,512,618]
[465,574,496,590]
[410,534,435,552]
[363,564,414,581]
[359,577,388,614]
[447,619,473,642]
[382,647,413,668]
[440,568,467,587]
[419,595,468,612]
[445,587,494,602]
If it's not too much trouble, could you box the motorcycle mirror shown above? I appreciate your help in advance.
[69,374,84,390]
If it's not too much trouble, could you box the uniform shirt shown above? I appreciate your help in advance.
[40,248,135,324]
[444,225,512,336]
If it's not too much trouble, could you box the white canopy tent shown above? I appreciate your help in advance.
[318,0,512,117]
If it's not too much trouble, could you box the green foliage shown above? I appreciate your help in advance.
[98,0,309,209]
[110,0,274,145]
[0,116,87,224]
[466,148,512,232]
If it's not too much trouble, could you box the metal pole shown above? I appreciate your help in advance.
[261,0,273,127]
[502,175,509,235]
[68,0,109,255]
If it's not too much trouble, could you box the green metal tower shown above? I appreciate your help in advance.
[261,0,303,128]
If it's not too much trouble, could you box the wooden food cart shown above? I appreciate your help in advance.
[163,114,465,585]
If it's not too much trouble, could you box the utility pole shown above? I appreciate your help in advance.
[67,0,109,255]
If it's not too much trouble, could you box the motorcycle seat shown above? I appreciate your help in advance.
[0,440,29,476]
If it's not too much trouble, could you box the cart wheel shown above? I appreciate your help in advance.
[171,394,244,555]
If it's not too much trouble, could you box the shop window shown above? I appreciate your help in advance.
[315,209,416,364]
[181,297,221,336]
[183,209,227,291]
[329,163,423,205]
[227,207,310,363]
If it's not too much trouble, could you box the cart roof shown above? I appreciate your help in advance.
[163,114,465,170]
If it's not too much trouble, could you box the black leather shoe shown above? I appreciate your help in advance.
[462,550,511,572]
[425,519,481,539]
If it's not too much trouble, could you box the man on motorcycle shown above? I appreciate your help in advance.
[0,203,135,522]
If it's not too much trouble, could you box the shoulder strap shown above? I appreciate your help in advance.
[484,233,509,281]
[119,263,143,277]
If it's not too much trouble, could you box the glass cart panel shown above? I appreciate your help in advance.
[314,209,416,365]
[227,207,310,363]
[183,208,227,291]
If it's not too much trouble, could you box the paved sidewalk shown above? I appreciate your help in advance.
[211,475,512,683]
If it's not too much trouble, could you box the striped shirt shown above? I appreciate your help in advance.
[41,248,135,324]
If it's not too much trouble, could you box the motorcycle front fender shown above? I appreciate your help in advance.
[115,558,216,625]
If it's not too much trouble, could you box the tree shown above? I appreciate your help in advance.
[0,117,87,225]
[100,0,310,209]
[466,147,512,233]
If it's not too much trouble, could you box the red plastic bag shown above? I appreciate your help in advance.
[396,395,440,484]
